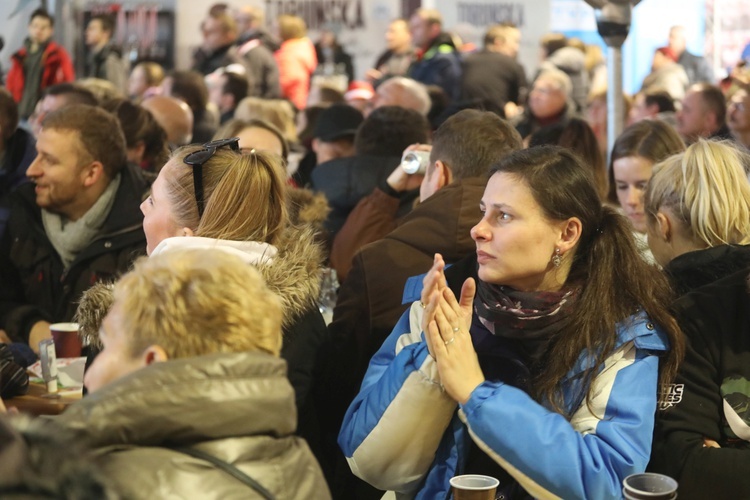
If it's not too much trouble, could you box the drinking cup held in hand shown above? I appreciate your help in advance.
[623,473,678,500]
[450,474,500,500]
[401,150,430,175]
[49,322,82,358]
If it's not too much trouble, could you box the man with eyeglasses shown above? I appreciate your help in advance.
[0,104,149,352]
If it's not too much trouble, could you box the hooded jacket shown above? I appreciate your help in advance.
[55,352,331,499]
[664,244,750,297]
[148,221,329,467]
[150,221,326,411]
[0,164,149,344]
[650,268,750,499]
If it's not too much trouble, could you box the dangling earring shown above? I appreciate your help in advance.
[552,248,562,268]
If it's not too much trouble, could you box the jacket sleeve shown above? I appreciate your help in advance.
[460,341,660,500]
[0,220,48,343]
[57,48,75,83]
[338,303,457,493]
[105,54,127,93]
[330,187,400,282]
[6,58,23,102]
[650,306,750,499]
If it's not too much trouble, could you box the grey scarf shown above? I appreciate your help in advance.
[42,174,121,269]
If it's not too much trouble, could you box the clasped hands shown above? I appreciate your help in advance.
[420,253,485,405]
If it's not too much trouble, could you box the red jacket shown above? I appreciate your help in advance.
[6,41,75,103]
[274,38,317,110]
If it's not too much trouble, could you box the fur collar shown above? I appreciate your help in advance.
[262,223,325,327]
[152,226,324,328]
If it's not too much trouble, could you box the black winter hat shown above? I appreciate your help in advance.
[314,103,364,142]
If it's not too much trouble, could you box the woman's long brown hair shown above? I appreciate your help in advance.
[489,145,685,415]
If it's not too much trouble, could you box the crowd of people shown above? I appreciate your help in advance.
[1,3,750,499]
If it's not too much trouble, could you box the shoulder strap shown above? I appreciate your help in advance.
[171,446,275,500]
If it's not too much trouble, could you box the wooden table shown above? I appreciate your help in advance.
[3,383,81,415]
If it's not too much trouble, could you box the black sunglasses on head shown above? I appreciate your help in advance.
[183,137,240,218]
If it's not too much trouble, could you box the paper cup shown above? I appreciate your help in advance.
[450,475,500,500]
[623,473,678,499]
[49,322,82,358]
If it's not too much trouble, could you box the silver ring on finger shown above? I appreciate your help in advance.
[444,337,456,346]
[452,326,460,333]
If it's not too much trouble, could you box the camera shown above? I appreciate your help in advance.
[401,150,430,175]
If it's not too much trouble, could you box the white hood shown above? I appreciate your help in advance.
[151,236,278,266]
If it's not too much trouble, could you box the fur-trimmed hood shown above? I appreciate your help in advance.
[259,223,325,327]
[155,225,325,327]
[139,226,324,328]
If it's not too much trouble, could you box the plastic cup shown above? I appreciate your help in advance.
[623,473,678,500]
[49,322,82,358]
[450,475,500,500]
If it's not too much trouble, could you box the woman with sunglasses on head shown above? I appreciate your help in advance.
[136,137,329,463]
[339,146,684,499]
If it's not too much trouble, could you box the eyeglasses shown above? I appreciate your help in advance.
[183,137,240,218]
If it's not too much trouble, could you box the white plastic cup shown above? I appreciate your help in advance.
[449,475,500,500]
[623,473,678,499]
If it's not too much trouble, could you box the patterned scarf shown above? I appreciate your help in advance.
[474,279,579,362]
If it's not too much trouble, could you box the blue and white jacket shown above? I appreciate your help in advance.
[338,300,669,499]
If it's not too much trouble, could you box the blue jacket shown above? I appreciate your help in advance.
[408,34,462,101]
[339,299,669,499]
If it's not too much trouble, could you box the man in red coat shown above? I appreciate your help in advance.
[6,8,75,120]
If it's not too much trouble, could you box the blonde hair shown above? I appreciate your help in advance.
[483,24,518,49]
[646,140,750,247]
[164,146,288,245]
[114,249,283,359]
[75,281,115,349]
[414,8,442,26]
[134,61,165,88]
[77,77,124,103]
[213,118,290,160]
[234,97,298,144]
[277,14,306,41]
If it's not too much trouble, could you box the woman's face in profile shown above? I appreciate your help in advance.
[613,155,653,233]
[140,163,184,255]
[128,66,147,98]
[470,172,566,292]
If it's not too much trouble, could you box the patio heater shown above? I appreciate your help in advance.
[583,0,641,157]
